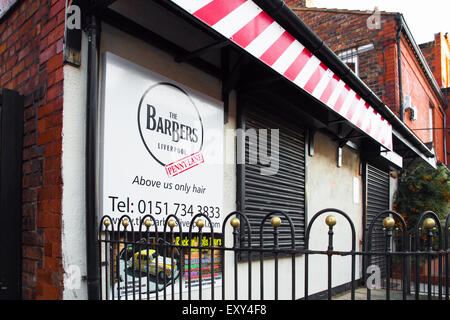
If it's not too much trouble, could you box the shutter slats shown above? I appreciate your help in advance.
[241,104,306,250]
[366,164,390,276]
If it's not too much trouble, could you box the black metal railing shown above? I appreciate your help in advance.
[98,209,449,300]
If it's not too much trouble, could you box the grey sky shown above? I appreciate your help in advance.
[312,0,450,44]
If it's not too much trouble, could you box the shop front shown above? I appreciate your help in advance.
[59,0,438,300]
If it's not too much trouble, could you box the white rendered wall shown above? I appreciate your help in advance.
[62,33,89,299]
[302,133,363,297]
[61,23,237,300]
[228,132,364,300]
[390,172,398,210]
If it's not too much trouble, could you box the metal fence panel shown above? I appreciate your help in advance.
[98,209,449,300]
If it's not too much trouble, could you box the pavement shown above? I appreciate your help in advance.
[332,287,416,300]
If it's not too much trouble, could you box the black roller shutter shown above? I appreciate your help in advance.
[365,164,390,275]
[238,99,306,251]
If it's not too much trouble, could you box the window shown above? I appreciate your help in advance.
[429,107,434,142]
[340,48,359,75]
[338,44,375,77]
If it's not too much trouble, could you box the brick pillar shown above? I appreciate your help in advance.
[0,0,66,300]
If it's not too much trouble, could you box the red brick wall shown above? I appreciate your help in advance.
[419,34,449,164]
[420,33,450,90]
[433,108,445,164]
[420,40,441,87]
[400,36,446,163]
[0,0,65,299]
[292,8,447,164]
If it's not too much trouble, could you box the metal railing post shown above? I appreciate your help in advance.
[325,215,336,300]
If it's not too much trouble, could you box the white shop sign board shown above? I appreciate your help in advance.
[100,52,224,233]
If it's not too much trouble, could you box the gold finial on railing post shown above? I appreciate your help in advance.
[383,217,395,229]
[196,219,205,230]
[168,219,176,230]
[271,217,281,228]
[325,215,336,228]
[423,218,436,253]
[423,218,436,230]
[271,216,282,252]
[230,218,240,229]
[144,219,152,228]
[230,218,240,249]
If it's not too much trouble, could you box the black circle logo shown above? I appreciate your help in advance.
[137,83,204,167]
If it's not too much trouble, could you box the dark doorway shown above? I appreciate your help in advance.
[365,163,390,277]
[0,89,24,300]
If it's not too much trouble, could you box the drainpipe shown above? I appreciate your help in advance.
[440,106,447,165]
[85,12,101,300]
[396,14,404,122]
[444,112,447,165]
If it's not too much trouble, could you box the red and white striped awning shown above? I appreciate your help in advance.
[170,0,393,150]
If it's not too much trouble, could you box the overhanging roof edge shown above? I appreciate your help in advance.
[168,0,393,150]
[393,129,437,169]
